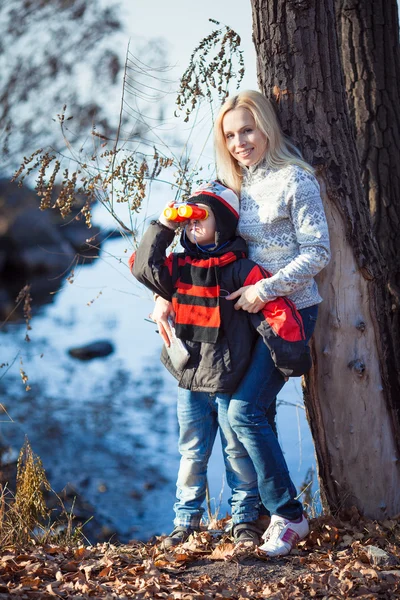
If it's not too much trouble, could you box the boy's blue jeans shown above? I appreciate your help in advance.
[174,388,260,527]
[227,305,319,521]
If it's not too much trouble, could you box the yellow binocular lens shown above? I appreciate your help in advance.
[177,205,208,220]
[163,204,209,222]
[163,206,181,221]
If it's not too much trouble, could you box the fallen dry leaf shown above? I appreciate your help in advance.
[0,513,398,598]
[98,565,112,577]
[173,553,191,562]
[60,560,79,573]
[73,546,90,560]
[46,581,64,596]
[20,575,41,587]
[209,543,235,561]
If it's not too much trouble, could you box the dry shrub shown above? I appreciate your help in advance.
[0,439,50,546]
[11,21,245,240]
[13,438,51,533]
[0,438,83,548]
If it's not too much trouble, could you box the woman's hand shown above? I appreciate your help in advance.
[226,285,266,313]
[150,296,175,346]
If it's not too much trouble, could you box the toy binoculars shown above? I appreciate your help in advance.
[163,203,209,223]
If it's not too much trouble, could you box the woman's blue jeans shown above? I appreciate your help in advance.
[174,388,260,527]
[227,305,319,521]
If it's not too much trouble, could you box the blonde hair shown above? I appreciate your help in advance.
[214,90,314,193]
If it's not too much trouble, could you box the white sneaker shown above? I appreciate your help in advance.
[259,514,309,557]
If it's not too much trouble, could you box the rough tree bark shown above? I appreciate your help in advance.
[336,0,400,432]
[250,0,400,517]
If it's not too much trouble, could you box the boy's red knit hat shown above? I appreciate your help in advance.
[189,180,239,245]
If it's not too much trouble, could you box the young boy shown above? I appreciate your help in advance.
[130,181,310,548]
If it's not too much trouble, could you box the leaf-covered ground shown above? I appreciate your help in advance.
[1,509,399,599]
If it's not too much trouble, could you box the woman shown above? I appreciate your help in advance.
[153,90,330,556]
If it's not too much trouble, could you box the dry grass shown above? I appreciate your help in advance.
[0,438,84,549]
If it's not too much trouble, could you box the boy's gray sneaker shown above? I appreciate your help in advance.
[162,526,200,550]
[232,522,263,544]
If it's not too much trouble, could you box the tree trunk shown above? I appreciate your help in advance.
[336,0,400,434]
[250,0,400,517]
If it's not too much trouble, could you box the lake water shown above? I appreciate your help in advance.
[0,201,318,542]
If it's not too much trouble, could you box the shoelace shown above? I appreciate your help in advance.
[262,519,286,541]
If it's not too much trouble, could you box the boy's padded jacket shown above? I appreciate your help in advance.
[131,221,311,393]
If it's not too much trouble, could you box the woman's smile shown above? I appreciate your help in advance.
[236,148,254,159]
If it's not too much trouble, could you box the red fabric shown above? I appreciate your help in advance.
[243,264,273,283]
[262,304,304,342]
[164,254,173,276]
[172,298,221,328]
[173,281,220,297]
[176,252,241,269]
[243,266,305,342]
[128,252,136,273]
[173,251,242,342]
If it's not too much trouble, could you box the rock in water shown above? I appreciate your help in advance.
[68,341,114,360]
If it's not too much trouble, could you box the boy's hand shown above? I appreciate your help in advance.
[159,201,185,230]
[151,296,175,346]
[226,285,266,313]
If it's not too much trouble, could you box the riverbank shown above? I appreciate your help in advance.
[0,510,399,598]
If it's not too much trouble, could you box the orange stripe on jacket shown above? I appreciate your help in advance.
[172,298,221,328]
[175,280,220,297]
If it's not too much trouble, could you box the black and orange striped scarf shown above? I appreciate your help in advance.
[171,239,246,343]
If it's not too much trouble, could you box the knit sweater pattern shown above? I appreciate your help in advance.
[237,162,331,310]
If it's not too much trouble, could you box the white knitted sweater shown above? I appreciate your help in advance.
[237,161,331,309]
